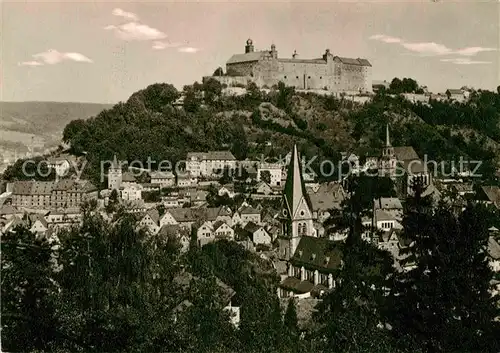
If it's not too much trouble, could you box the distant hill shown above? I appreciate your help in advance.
[0,101,112,155]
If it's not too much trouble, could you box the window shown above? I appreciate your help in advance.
[296,76,299,79]
[284,76,287,79]
[308,76,311,79]
[320,76,322,79]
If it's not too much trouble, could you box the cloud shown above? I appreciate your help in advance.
[369,34,402,44]
[152,41,181,50]
[31,49,93,65]
[440,58,492,65]
[370,33,497,58]
[178,46,201,53]
[454,46,497,56]
[18,60,43,67]
[112,8,139,21]
[401,42,452,56]
[104,22,166,41]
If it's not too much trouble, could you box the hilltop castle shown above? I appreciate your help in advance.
[208,39,373,94]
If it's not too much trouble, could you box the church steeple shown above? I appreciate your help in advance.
[386,124,391,147]
[279,144,316,260]
[283,144,310,219]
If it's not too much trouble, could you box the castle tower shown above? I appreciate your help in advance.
[278,144,316,260]
[270,43,278,59]
[108,154,122,191]
[381,124,397,178]
[245,38,254,53]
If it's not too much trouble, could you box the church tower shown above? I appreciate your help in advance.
[380,124,397,178]
[108,154,122,191]
[278,144,316,260]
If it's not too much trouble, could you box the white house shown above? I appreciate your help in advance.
[244,221,271,246]
[135,209,160,235]
[46,156,71,177]
[257,163,283,186]
[29,214,49,235]
[239,206,261,225]
[213,220,234,240]
[150,171,175,188]
[121,184,143,201]
[186,151,237,177]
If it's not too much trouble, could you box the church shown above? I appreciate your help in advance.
[277,145,343,299]
[209,39,373,95]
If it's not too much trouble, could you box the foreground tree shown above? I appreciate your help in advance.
[391,181,500,352]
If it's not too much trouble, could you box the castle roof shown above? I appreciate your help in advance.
[335,57,372,67]
[283,144,312,218]
[227,51,265,64]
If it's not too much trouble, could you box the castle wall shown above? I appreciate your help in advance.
[227,62,257,76]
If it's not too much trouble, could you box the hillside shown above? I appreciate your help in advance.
[0,101,113,157]
[5,81,500,186]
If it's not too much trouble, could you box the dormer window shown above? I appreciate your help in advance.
[325,256,330,264]
[298,250,303,257]
[311,253,316,260]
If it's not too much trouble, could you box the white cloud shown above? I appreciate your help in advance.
[440,58,491,65]
[31,49,93,65]
[152,41,181,50]
[18,60,43,67]
[401,42,452,56]
[112,8,139,21]
[178,46,201,53]
[369,34,402,43]
[370,33,497,58]
[104,22,166,41]
[454,46,497,56]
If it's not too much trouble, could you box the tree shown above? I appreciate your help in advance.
[203,78,223,107]
[497,85,500,95]
[1,226,62,352]
[391,181,500,352]
[260,170,271,185]
[284,297,299,341]
[213,67,224,76]
[183,86,201,113]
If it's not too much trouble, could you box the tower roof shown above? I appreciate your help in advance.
[283,144,311,217]
[386,124,391,147]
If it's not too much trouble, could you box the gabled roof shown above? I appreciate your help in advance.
[0,205,20,215]
[240,206,260,215]
[186,151,236,161]
[283,145,312,218]
[375,209,395,222]
[393,146,419,162]
[146,208,160,224]
[481,186,500,205]
[29,213,48,229]
[335,56,372,67]
[213,220,230,232]
[150,171,174,179]
[227,51,265,64]
[374,197,403,210]
[487,236,500,260]
[122,171,136,182]
[446,89,463,95]
[291,237,343,272]
[244,221,261,234]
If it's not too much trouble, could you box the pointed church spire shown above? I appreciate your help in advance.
[111,154,119,169]
[386,124,391,147]
[283,144,309,218]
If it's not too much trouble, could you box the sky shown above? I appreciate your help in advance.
[1,0,499,103]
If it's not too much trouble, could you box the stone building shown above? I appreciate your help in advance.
[210,39,372,95]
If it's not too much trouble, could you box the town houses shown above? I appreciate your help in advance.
[2,139,500,310]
